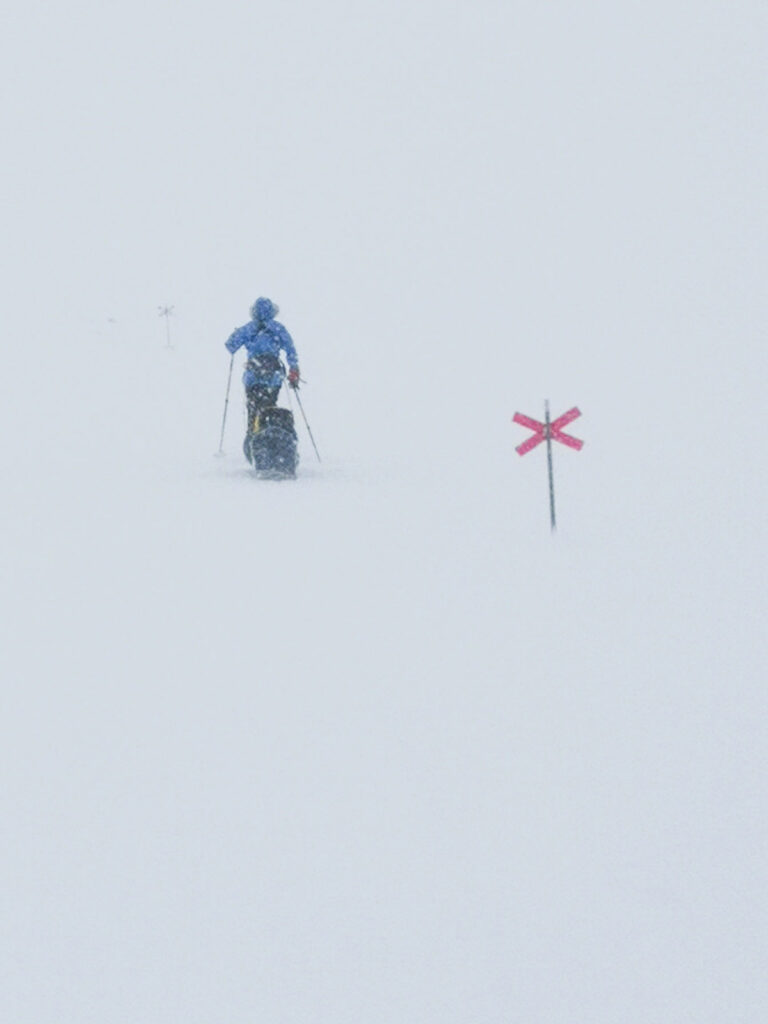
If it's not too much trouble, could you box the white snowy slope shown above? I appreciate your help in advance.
[2,2,768,1022]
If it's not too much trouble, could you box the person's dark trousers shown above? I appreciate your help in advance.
[246,385,280,432]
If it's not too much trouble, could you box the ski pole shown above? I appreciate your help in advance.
[293,388,321,463]
[216,353,235,456]
[283,373,294,411]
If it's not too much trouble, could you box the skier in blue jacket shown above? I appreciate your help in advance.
[225,297,300,431]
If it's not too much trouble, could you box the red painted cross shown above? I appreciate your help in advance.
[512,407,584,455]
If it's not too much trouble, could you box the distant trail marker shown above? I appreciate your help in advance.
[158,305,174,349]
[512,402,583,532]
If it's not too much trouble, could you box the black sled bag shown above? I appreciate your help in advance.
[246,407,298,478]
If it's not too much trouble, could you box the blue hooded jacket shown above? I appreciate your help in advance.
[225,298,299,389]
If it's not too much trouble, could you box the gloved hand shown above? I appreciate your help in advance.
[288,367,300,389]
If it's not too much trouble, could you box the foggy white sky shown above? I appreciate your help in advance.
[2,2,767,1021]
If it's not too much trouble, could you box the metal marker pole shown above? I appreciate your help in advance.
[545,399,556,532]
[159,305,174,349]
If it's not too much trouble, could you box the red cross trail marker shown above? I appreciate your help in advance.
[512,402,584,531]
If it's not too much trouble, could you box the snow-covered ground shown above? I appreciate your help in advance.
[2,3,767,1021]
